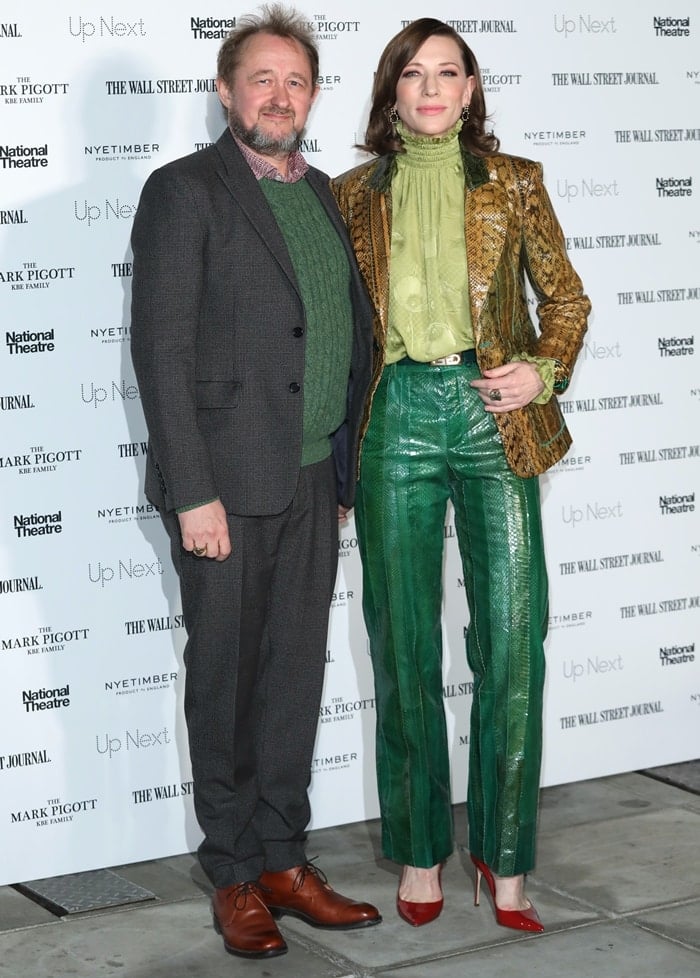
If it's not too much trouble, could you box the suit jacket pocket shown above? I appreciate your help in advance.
[196,380,241,409]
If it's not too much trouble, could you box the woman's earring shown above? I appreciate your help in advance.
[388,106,400,128]
[461,104,470,123]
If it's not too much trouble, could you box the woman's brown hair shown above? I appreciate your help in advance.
[361,18,499,157]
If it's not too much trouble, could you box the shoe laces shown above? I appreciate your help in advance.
[292,858,328,893]
[228,881,261,910]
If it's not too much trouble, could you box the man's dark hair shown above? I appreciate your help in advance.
[217,4,319,87]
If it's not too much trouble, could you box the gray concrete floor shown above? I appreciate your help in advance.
[1,767,698,977]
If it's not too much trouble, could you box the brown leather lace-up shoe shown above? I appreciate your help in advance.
[212,882,288,958]
[259,863,382,929]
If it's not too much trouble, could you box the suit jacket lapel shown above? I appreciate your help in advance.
[463,154,509,335]
[465,182,509,334]
[305,167,355,267]
[347,165,392,345]
[359,189,391,345]
[305,167,373,325]
[213,129,300,294]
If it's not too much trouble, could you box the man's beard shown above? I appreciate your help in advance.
[228,106,303,156]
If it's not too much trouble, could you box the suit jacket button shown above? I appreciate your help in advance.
[293,327,304,338]
[289,382,300,393]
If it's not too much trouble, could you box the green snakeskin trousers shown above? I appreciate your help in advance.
[355,361,548,876]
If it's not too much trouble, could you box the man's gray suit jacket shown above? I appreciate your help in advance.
[130,128,373,516]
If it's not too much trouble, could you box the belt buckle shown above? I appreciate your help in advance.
[430,353,461,366]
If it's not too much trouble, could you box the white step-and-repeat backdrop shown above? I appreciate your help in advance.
[1,3,698,884]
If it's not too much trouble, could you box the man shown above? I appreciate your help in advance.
[130,4,378,959]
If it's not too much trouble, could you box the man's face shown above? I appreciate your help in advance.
[217,32,318,158]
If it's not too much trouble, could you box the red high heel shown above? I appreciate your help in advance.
[396,866,443,927]
[470,854,544,933]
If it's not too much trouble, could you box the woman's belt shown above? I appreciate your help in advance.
[396,349,477,367]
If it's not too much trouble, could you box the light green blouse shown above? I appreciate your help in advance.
[386,120,554,402]
[386,121,472,364]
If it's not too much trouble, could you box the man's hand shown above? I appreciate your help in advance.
[178,500,232,561]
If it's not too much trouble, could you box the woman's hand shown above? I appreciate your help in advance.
[470,361,544,413]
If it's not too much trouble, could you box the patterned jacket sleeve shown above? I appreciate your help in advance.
[515,158,591,392]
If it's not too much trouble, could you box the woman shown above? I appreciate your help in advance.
[332,19,590,930]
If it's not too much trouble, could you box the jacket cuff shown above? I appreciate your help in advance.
[509,354,556,404]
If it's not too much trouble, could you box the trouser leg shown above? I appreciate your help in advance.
[255,457,338,872]
[355,366,454,867]
[447,366,548,877]
[163,457,337,887]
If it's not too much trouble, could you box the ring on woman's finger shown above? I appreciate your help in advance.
[193,545,207,557]
[488,388,502,402]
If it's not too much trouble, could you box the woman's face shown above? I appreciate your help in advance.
[394,34,475,138]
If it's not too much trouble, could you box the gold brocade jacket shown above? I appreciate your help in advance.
[330,150,591,478]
